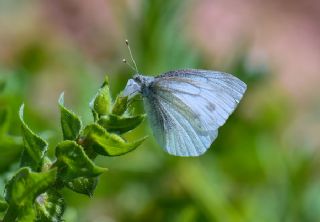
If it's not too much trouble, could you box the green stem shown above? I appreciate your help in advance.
[2,206,17,222]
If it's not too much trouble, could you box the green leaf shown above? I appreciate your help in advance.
[41,157,53,172]
[4,167,57,205]
[112,95,128,115]
[19,104,48,171]
[58,93,82,140]
[3,205,36,222]
[82,124,147,156]
[90,76,112,116]
[35,190,65,222]
[66,177,98,197]
[0,107,10,137]
[98,114,145,134]
[55,140,107,181]
[3,168,57,222]
[91,109,99,122]
[0,199,8,212]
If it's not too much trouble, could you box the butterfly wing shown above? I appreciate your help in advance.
[143,93,218,156]
[143,69,246,156]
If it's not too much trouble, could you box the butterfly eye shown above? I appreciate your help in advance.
[133,75,142,83]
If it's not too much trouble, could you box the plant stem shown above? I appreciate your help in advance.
[2,206,17,222]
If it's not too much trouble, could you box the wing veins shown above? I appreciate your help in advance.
[160,98,207,156]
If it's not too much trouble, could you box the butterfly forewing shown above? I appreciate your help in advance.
[143,69,246,156]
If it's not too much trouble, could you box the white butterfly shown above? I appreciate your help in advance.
[122,69,247,157]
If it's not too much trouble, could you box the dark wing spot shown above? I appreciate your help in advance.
[206,103,215,112]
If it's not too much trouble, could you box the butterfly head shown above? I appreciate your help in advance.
[122,74,154,97]
[133,74,154,85]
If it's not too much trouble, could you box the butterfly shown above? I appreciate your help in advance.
[122,69,247,157]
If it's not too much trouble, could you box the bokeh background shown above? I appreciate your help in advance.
[1,0,320,221]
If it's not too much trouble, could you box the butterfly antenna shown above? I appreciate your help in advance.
[125,39,139,73]
[122,59,137,72]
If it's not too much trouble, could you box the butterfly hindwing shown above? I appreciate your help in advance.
[143,93,217,156]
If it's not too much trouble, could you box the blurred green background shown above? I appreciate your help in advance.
[1,0,320,221]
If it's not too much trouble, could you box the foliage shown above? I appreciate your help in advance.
[0,77,146,221]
